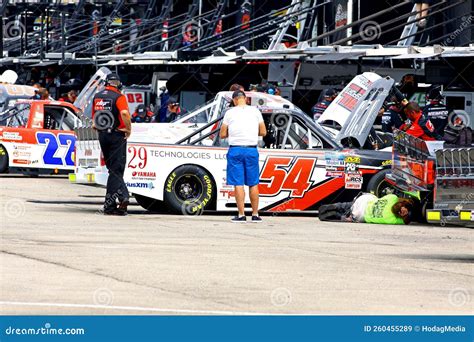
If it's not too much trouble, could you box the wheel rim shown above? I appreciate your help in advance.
[174,174,203,202]
[377,181,394,197]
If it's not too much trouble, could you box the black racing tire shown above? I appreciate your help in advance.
[0,145,8,173]
[163,165,216,215]
[134,194,168,213]
[366,169,394,197]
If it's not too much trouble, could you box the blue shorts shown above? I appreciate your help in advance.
[226,146,260,186]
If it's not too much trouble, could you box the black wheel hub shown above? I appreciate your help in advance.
[175,175,203,201]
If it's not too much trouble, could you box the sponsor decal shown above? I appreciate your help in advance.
[131,170,156,180]
[325,152,345,172]
[344,156,360,164]
[12,150,31,158]
[0,131,22,141]
[325,171,344,178]
[220,189,235,199]
[12,159,30,165]
[150,150,226,160]
[345,171,363,189]
[337,83,367,112]
[13,145,31,151]
[344,156,360,173]
[93,99,112,111]
[125,182,155,189]
[426,119,435,133]
[382,159,392,166]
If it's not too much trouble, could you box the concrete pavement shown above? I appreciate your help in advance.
[0,175,473,315]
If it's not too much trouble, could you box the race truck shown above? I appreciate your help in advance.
[71,88,297,184]
[0,100,81,175]
[74,72,398,214]
[386,129,474,227]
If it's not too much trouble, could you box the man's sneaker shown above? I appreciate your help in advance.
[251,215,263,223]
[231,216,247,223]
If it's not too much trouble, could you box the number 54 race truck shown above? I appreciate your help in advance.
[72,72,400,214]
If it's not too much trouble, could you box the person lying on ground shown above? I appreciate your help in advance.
[319,193,414,225]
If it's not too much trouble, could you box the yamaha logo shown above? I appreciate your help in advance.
[131,171,156,180]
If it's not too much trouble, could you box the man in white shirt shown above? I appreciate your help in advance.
[220,90,267,223]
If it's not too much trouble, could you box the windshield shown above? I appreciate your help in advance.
[0,103,31,127]
[172,96,225,124]
[73,67,111,118]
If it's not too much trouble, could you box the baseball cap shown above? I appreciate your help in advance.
[106,73,121,82]
[167,97,179,106]
[232,90,246,99]
[324,88,337,97]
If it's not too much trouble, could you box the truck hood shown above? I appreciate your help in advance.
[318,72,394,147]
[74,67,111,118]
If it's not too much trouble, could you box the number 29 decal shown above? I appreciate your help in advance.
[36,132,76,167]
[259,156,317,197]
[127,146,147,169]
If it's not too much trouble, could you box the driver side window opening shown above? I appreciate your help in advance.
[263,114,324,150]
[44,106,79,130]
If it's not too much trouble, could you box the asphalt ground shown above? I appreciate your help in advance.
[0,175,472,315]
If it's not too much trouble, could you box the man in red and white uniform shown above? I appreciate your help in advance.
[401,102,441,141]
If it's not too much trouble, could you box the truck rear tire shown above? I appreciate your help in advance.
[164,165,216,215]
[134,194,168,213]
[0,145,8,173]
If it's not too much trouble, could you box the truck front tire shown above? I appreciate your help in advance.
[164,165,216,215]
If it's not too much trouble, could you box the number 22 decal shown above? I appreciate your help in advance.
[259,156,316,197]
[36,132,76,166]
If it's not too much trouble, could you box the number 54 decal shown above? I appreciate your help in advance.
[259,156,317,197]
[36,132,76,167]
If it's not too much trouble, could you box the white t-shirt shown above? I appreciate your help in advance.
[223,105,264,146]
[351,193,377,222]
